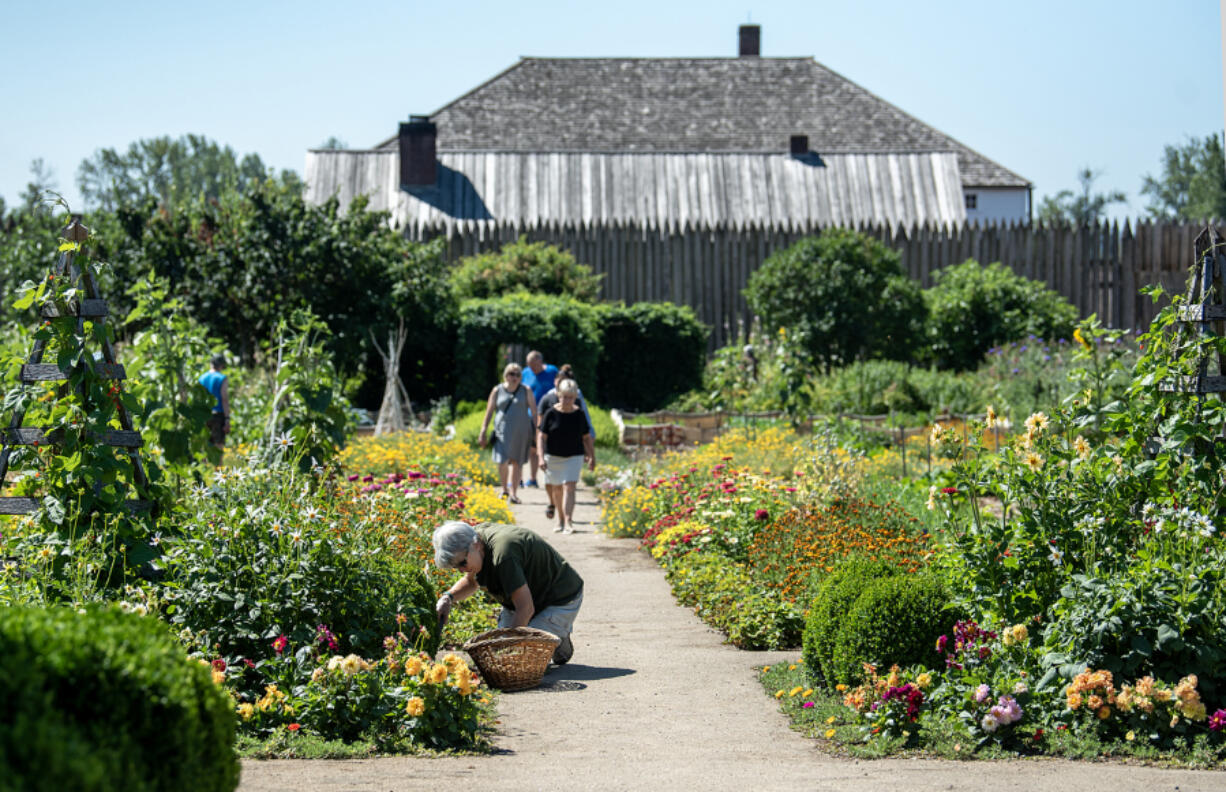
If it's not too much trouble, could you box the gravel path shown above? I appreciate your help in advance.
[238,483,1223,791]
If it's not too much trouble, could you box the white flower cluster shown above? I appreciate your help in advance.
[1144,503,1216,539]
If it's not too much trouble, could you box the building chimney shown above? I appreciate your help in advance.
[399,115,436,188]
[738,24,760,57]
[790,135,809,155]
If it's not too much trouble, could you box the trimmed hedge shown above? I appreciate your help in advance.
[828,574,959,687]
[596,302,708,411]
[454,293,604,402]
[803,557,899,687]
[0,606,239,792]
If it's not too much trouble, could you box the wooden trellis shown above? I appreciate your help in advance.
[369,320,416,435]
[0,221,151,516]
[1163,226,1226,397]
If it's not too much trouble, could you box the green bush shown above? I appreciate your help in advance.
[667,554,803,650]
[923,259,1078,371]
[454,293,604,402]
[813,360,983,417]
[595,302,709,410]
[160,468,438,676]
[450,236,604,302]
[828,574,957,687]
[0,605,239,792]
[803,557,899,687]
[744,229,925,371]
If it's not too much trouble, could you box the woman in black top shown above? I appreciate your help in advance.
[537,378,595,534]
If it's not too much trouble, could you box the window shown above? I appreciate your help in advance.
[965,193,978,210]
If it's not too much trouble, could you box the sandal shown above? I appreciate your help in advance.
[546,504,556,519]
[508,494,522,504]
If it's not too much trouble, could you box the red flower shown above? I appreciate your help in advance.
[211,659,226,673]
[287,723,301,732]
[272,635,289,655]
[754,509,770,521]
[940,487,957,495]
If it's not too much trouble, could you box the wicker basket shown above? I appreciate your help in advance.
[462,627,561,691]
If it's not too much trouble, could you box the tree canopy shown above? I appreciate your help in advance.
[1140,133,1226,221]
[76,134,302,213]
[1036,167,1126,226]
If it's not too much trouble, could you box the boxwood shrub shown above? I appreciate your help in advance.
[802,557,899,687]
[828,574,960,687]
[0,605,238,792]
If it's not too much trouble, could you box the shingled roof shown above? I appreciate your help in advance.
[376,57,1028,189]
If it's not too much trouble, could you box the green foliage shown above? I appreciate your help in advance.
[256,310,354,469]
[665,553,803,649]
[595,302,708,410]
[829,575,956,686]
[454,401,619,450]
[454,293,603,402]
[0,605,239,792]
[1141,133,1226,221]
[1036,167,1127,226]
[450,236,603,302]
[923,260,1078,371]
[813,360,982,417]
[3,247,164,564]
[120,275,225,479]
[744,229,924,371]
[0,205,64,322]
[159,466,438,675]
[94,182,458,403]
[76,133,295,214]
[803,557,899,687]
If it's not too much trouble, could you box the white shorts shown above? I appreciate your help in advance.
[544,454,582,485]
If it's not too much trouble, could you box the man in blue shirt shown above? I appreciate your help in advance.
[198,355,231,462]
[521,350,556,487]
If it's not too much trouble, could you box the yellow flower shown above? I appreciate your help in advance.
[405,697,425,717]
[835,684,847,692]
[984,405,997,429]
[774,690,785,699]
[1073,436,1090,459]
[803,689,813,698]
[789,686,804,697]
[1024,412,1050,434]
[428,663,450,684]
[1074,327,1093,351]
[1125,730,1135,741]
[404,657,424,677]
[824,728,836,739]
[826,716,837,724]
[236,703,255,721]
[1024,452,1043,472]
[211,669,226,686]
[340,654,364,675]
[916,672,932,689]
[1097,706,1111,720]
[788,664,797,671]
[926,485,938,511]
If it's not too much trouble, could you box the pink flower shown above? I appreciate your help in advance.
[1210,709,1226,732]
[347,474,358,481]
[361,475,373,482]
[272,635,289,655]
[754,509,770,521]
[940,487,958,495]
[211,658,226,673]
[802,701,815,709]
[974,684,991,703]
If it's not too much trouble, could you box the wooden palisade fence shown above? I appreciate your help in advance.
[423,220,1199,350]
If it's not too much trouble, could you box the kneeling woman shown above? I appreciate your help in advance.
[537,378,595,534]
[432,520,583,665]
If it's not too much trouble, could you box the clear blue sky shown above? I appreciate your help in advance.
[1,0,1220,221]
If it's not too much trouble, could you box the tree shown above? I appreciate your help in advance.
[743,229,924,372]
[1140,133,1226,221]
[450,236,604,302]
[317,136,348,150]
[19,158,59,214]
[1037,167,1127,226]
[76,134,298,212]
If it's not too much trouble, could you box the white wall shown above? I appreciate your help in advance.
[963,187,1029,224]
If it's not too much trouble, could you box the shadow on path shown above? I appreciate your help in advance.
[548,663,636,683]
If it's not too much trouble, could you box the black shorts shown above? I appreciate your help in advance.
[207,413,227,445]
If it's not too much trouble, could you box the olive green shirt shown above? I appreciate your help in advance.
[474,523,583,613]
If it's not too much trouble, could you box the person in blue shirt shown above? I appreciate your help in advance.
[198,355,231,461]
[521,350,557,487]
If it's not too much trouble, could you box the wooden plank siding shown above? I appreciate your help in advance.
[427,220,1202,351]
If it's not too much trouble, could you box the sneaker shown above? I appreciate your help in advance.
[553,524,564,533]
[552,634,573,665]
[525,479,538,488]
[562,526,575,535]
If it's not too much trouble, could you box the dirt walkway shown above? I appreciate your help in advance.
[239,483,1222,791]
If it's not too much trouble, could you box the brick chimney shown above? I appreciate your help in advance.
[399,115,436,188]
[738,24,760,57]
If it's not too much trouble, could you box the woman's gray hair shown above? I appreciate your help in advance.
[555,378,578,395]
[433,521,476,569]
